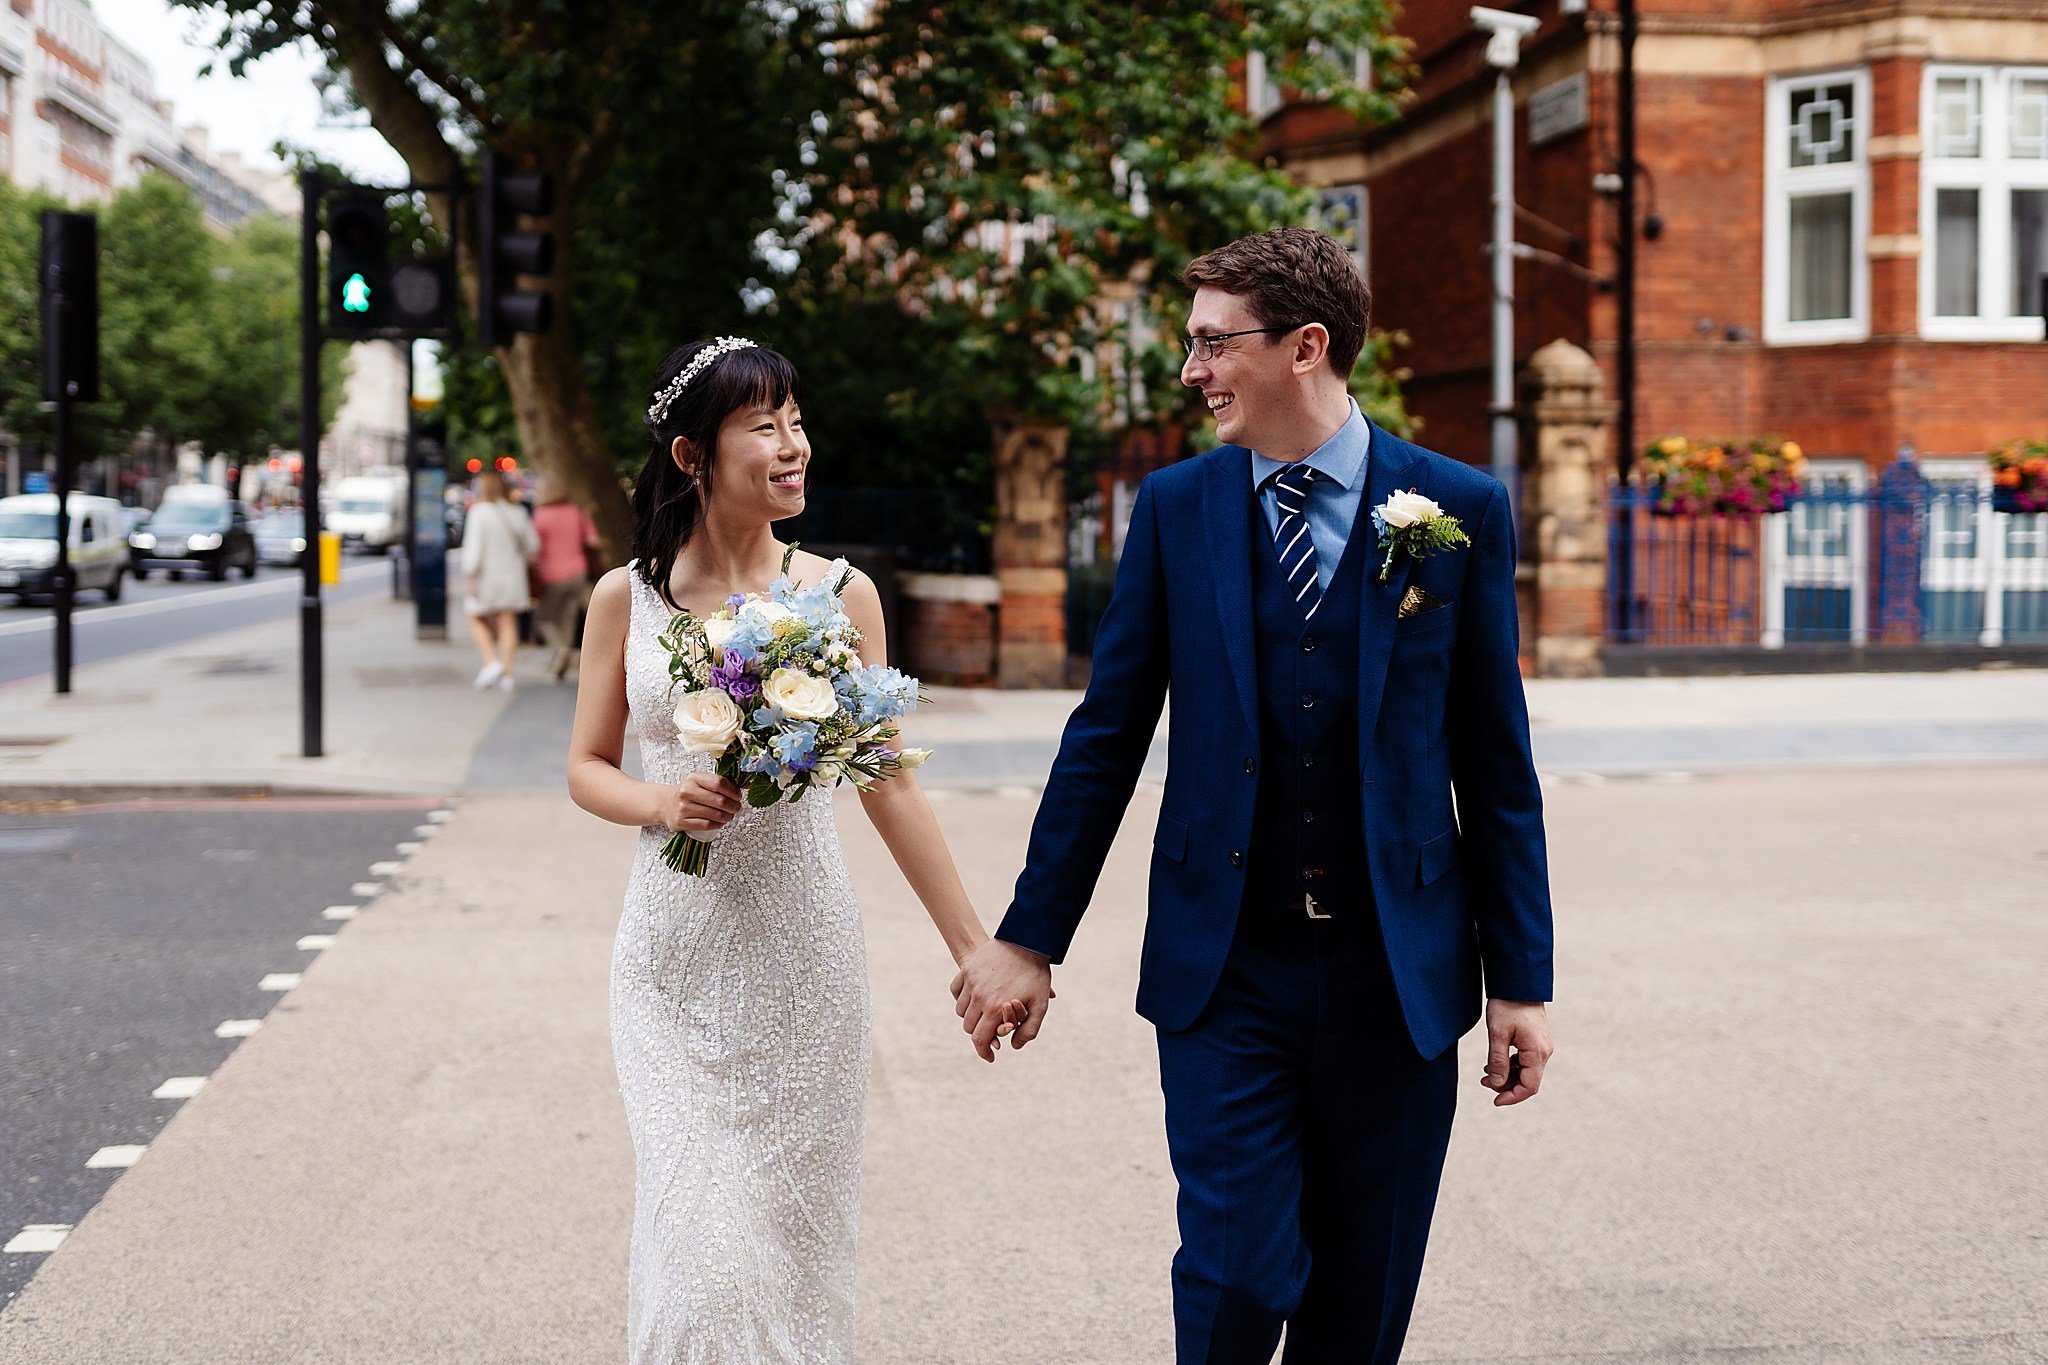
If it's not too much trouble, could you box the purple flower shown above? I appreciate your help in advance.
[711,655,758,700]
[726,594,748,611]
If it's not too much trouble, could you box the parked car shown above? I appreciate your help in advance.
[253,508,308,568]
[0,492,129,602]
[130,500,259,581]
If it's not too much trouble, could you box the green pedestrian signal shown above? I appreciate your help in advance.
[341,272,372,313]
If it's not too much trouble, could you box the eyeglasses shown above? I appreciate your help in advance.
[1180,325,1303,363]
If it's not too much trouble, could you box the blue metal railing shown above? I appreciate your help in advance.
[1607,470,2048,649]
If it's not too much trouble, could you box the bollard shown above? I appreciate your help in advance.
[319,530,342,586]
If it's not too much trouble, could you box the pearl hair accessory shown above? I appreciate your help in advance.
[646,336,758,424]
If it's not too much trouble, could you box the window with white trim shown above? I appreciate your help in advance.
[1765,69,1870,345]
[1921,65,2048,340]
[1245,52,1282,121]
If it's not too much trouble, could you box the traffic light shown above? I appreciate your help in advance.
[327,191,390,333]
[41,212,99,402]
[477,151,555,345]
[387,257,457,335]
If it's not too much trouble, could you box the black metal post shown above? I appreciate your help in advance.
[299,168,324,759]
[1614,0,1640,633]
[401,340,416,602]
[51,393,72,694]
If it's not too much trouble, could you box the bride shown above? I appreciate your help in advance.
[567,337,1026,1362]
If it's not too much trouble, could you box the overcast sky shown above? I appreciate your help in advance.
[89,0,408,184]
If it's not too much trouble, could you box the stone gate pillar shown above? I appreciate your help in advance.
[989,411,1069,688]
[1520,339,1614,678]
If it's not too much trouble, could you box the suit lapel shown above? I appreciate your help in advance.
[1355,423,1427,775]
[1202,448,1260,741]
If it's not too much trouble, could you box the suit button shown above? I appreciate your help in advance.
[1301,636,1317,653]
[1244,757,1257,775]
[1302,809,1315,825]
[1301,694,1315,710]
[1302,753,1315,769]
[1228,850,1243,868]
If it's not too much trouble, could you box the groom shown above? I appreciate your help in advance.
[953,226,1555,1362]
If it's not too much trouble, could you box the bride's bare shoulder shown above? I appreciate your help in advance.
[589,565,638,616]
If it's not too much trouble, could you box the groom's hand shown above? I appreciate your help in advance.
[952,939,1054,1059]
[1481,999,1553,1106]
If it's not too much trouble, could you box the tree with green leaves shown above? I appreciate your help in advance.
[779,2,1415,443]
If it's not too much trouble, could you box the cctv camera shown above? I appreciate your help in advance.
[1470,6,1541,67]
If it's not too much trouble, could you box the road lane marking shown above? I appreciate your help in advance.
[368,860,402,876]
[215,1019,261,1038]
[258,973,301,991]
[4,1225,72,1254]
[296,935,335,951]
[427,809,454,823]
[86,1146,145,1169]
[322,905,358,921]
[395,841,422,855]
[412,824,439,838]
[152,1077,207,1100]
[0,560,387,640]
[350,882,383,897]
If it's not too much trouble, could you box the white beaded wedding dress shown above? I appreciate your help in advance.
[609,562,872,1363]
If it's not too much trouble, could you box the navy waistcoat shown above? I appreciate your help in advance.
[1243,480,1370,919]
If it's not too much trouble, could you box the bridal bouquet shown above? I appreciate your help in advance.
[657,556,929,875]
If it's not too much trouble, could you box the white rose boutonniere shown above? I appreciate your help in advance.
[1369,488,1471,582]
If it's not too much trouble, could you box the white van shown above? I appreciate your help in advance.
[328,474,407,553]
[0,492,129,601]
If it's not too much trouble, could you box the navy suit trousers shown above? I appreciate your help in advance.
[1156,910,1458,1365]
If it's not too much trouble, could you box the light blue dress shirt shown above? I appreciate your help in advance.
[1249,399,1372,593]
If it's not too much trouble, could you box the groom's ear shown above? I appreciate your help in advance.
[1292,323,1333,376]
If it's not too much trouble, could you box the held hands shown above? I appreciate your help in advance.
[653,773,743,834]
[1481,999,1553,1106]
[951,938,1055,1064]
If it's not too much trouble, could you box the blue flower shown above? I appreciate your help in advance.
[741,748,782,776]
[771,722,819,772]
[725,593,748,611]
[752,703,785,729]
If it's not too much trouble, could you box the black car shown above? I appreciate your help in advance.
[130,501,260,581]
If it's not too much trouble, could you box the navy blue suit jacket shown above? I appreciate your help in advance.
[996,421,1554,1059]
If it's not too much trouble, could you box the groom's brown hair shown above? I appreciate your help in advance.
[1183,227,1372,379]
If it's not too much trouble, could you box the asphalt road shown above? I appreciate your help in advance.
[0,797,444,1307]
[0,557,395,689]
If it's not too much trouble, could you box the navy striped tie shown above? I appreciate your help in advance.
[1271,463,1322,619]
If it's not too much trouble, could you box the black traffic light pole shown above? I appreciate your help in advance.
[299,168,325,757]
[40,211,99,698]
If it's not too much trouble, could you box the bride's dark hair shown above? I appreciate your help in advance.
[633,341,802,610]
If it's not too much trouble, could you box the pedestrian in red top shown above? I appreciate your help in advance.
[531,474,602,681]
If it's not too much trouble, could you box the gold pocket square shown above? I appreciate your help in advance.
[1397,586,1449,620]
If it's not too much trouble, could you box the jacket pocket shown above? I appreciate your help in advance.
[1416,825,1459,886]
[1153,813,1189,864]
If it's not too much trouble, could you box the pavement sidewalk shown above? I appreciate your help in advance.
[2,584,2044,800]
[2,587,2046,1361]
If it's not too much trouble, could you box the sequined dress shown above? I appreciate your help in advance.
[610,563,872,1362]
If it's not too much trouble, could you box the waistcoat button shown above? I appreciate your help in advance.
[1228,850,1244,868]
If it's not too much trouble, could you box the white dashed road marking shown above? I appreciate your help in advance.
[296,935,336,951]
[322,905,359,921]
[368,860,403,877]
[427,809,454,823]
[258,973,301,991]
[412,824,439,838]
[4,1225,72,1254]
[152,1077,206,1100]
[396,842,423,855]
[350,882,383,898]
[86,1146,145,1169]
[215,1019,261,1038]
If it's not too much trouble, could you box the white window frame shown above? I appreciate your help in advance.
[1245,52,1282,122]
[1919,64,2048,341]
[1314,182,1369,281]
[1764,67,1871,346]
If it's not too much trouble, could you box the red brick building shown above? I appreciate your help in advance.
[1253,0,2048,654]
[1261,0,2048,468]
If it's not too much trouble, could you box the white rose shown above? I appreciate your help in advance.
[897,747,932,769]
[762,666,840,721]
[673,688,744,754]
[744,600,796,625]
[1379,489,1443,530]
[703,616,738,651]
